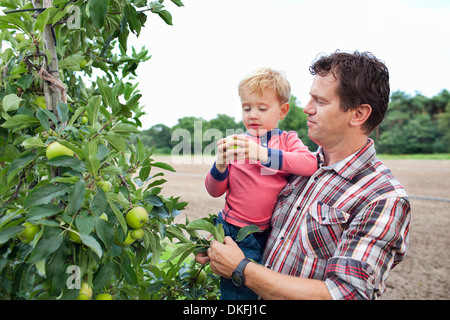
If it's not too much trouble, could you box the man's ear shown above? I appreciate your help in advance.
[349,104,372,128]
[279,103,290,120]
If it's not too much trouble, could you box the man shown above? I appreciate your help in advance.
[196,50,411,300]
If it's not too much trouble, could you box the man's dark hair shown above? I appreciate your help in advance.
[309,50,390,134]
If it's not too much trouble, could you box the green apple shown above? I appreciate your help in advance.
[68,228,82,244]
[95,293,113,300]
[15,33,26,42]
[189,268,207,284]
[125,207,148,229]
[131,228,144,240]
[80,116,88,124]
[18,222,40,244]
[225,136,238,149]
[97,180,112,193]
[76,293,90,300]
[80,59,88,69]
[46,141,75,159]
[35,96,46,109]
[77,282,92,300]
[122,231,135,245]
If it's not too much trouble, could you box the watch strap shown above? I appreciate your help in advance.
[235,258,252,274]
[232,258,252,288]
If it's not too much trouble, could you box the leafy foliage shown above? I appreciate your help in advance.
[0,0,221,300]
[374,90,450,154]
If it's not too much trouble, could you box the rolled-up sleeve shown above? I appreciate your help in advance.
[323,197,411,300]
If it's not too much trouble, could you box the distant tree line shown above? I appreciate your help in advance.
[133,90,450,155]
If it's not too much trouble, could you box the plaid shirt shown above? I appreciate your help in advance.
[262,139,411,300]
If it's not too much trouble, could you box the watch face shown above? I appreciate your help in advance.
[232,273,243,287]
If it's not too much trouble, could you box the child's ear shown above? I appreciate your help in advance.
[279,103,289,119]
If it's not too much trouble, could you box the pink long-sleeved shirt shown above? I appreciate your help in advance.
[205,129,318,230]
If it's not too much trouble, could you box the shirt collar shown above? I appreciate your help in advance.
[245,128,281,143]
[317,139,377,179]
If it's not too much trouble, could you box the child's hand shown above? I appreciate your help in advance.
[214,138,228,172]
[224,135,268,163]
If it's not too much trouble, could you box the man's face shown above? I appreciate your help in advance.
[303,73,353,148]
[240,87,289,137]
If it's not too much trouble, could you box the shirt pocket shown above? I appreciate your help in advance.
[298,201,350,259]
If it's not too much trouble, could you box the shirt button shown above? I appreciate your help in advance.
[280,236,285,241]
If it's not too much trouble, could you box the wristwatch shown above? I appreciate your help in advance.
[231,258,252,288]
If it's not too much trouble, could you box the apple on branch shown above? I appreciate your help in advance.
[18,222,40,244]
[77,282,92,300]
[95,293,113,300]
[46,141,74,160]
[126,207,149,229]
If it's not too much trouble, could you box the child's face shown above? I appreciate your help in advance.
[240,87,289,137]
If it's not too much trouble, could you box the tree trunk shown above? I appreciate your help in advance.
[31,0,62,116]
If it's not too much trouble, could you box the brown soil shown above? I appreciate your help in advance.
[152,156,450,300]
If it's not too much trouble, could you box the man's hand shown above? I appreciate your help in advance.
[205,236,245,278]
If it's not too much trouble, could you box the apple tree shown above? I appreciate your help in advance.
[0,0,219,300]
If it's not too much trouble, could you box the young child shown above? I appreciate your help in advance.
[205,67,318,300]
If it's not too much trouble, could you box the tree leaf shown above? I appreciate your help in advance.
[158,10,173,25]
[89,0,108,29]
[56,102,69,123]
[167,242,196,264]
[2,93,23,112]
[93,261,114,291]
[0,114,39,129]
[152,161,176,172]
[236,225,260,242]
[7,152,34,183]
[96,78,114,109]
[80,234,103,258]
[107,200,127,235]
[26,204,62,221]
[29,228,63,263]
[76,211,95,235]
[103,134,126,153]
[46,156,86,172]
[22,137,44,150]
[0,225,23,245]
[111,123,140,134]
[125,4,141,35]
[90,188,107,216]
[186,219,215,235]
[95,218,114,248]
[83,140,100,176]
[67,179,85,215]
[212,223,225,243]
[171,0,184,7]
[24,183,71,208]
[36,109,51,132]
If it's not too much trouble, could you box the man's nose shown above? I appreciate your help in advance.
[303,98,314,115]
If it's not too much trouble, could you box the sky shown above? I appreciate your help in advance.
[129,0,450,129]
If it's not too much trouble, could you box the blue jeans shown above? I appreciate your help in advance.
[214,213,268,300]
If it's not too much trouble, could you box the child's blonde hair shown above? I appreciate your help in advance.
[238,67,291,104]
